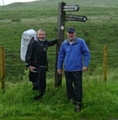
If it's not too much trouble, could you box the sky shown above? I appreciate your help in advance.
[0,0,36,6]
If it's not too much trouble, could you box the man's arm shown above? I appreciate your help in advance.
[47,39,57,46]
[81,39,91,68]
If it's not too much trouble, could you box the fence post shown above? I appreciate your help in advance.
[0,47,5,89]
[103,45,107,81]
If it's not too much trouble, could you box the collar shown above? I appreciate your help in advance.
[66,37,78,44]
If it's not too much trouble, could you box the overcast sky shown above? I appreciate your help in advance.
[0,0,36,6]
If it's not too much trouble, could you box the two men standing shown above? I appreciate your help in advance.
[25,27,90,112]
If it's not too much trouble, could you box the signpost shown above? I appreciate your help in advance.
[55,2,87,86]
[55,2,66,87]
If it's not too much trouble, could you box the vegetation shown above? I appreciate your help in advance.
[0,0,118,119]
[0,69,118,120]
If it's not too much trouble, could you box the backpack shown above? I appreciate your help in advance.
[20,29,36,62]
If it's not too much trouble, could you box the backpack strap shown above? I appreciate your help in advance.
[33,40,48,71]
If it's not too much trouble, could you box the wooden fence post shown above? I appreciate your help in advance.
[0,47,5,89]
[103,45,107,81]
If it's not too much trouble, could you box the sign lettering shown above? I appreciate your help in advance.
[65,14,87,22]
[63,5,80,12]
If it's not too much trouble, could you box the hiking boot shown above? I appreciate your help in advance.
[75,105,81,112]
[74,102,81,112]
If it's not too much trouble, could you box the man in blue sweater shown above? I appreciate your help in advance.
[57,27,90,112]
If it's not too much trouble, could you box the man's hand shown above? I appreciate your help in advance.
[57,69,62,75]
[29,66,36,72]
[82,66,87,72]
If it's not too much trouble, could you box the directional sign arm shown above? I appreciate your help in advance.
[63,5,80,12]
[65,14,88,22]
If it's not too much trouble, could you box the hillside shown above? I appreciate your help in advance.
[0,0,118,79]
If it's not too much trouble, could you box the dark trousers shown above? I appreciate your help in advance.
[65,71,82,103]
[29,66,46,96]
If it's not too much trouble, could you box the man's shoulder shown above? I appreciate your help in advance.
[77,37,85,41]
[75,37,86,44]
[28,39,38,47]
[63,39,68,44]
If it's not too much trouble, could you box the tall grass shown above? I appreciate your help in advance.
[0,68,118,120]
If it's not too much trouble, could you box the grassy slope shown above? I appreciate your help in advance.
[0,0,118,119]
[0,70,118,120]
[0,0,118,79]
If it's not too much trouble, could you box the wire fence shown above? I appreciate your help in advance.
[0,44,118,88]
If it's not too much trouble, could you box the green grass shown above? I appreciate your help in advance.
[0,0,118,119]
[0,69,118,120]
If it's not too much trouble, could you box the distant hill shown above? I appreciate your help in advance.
[0,0,118,10]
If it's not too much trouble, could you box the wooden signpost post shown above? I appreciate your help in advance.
[55,2,87,86]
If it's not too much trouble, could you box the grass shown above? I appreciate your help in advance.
[0,69,118,120]
[0,0,118,119]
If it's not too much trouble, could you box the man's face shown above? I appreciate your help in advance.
[67,32,76,41]
[37,30,45,41]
